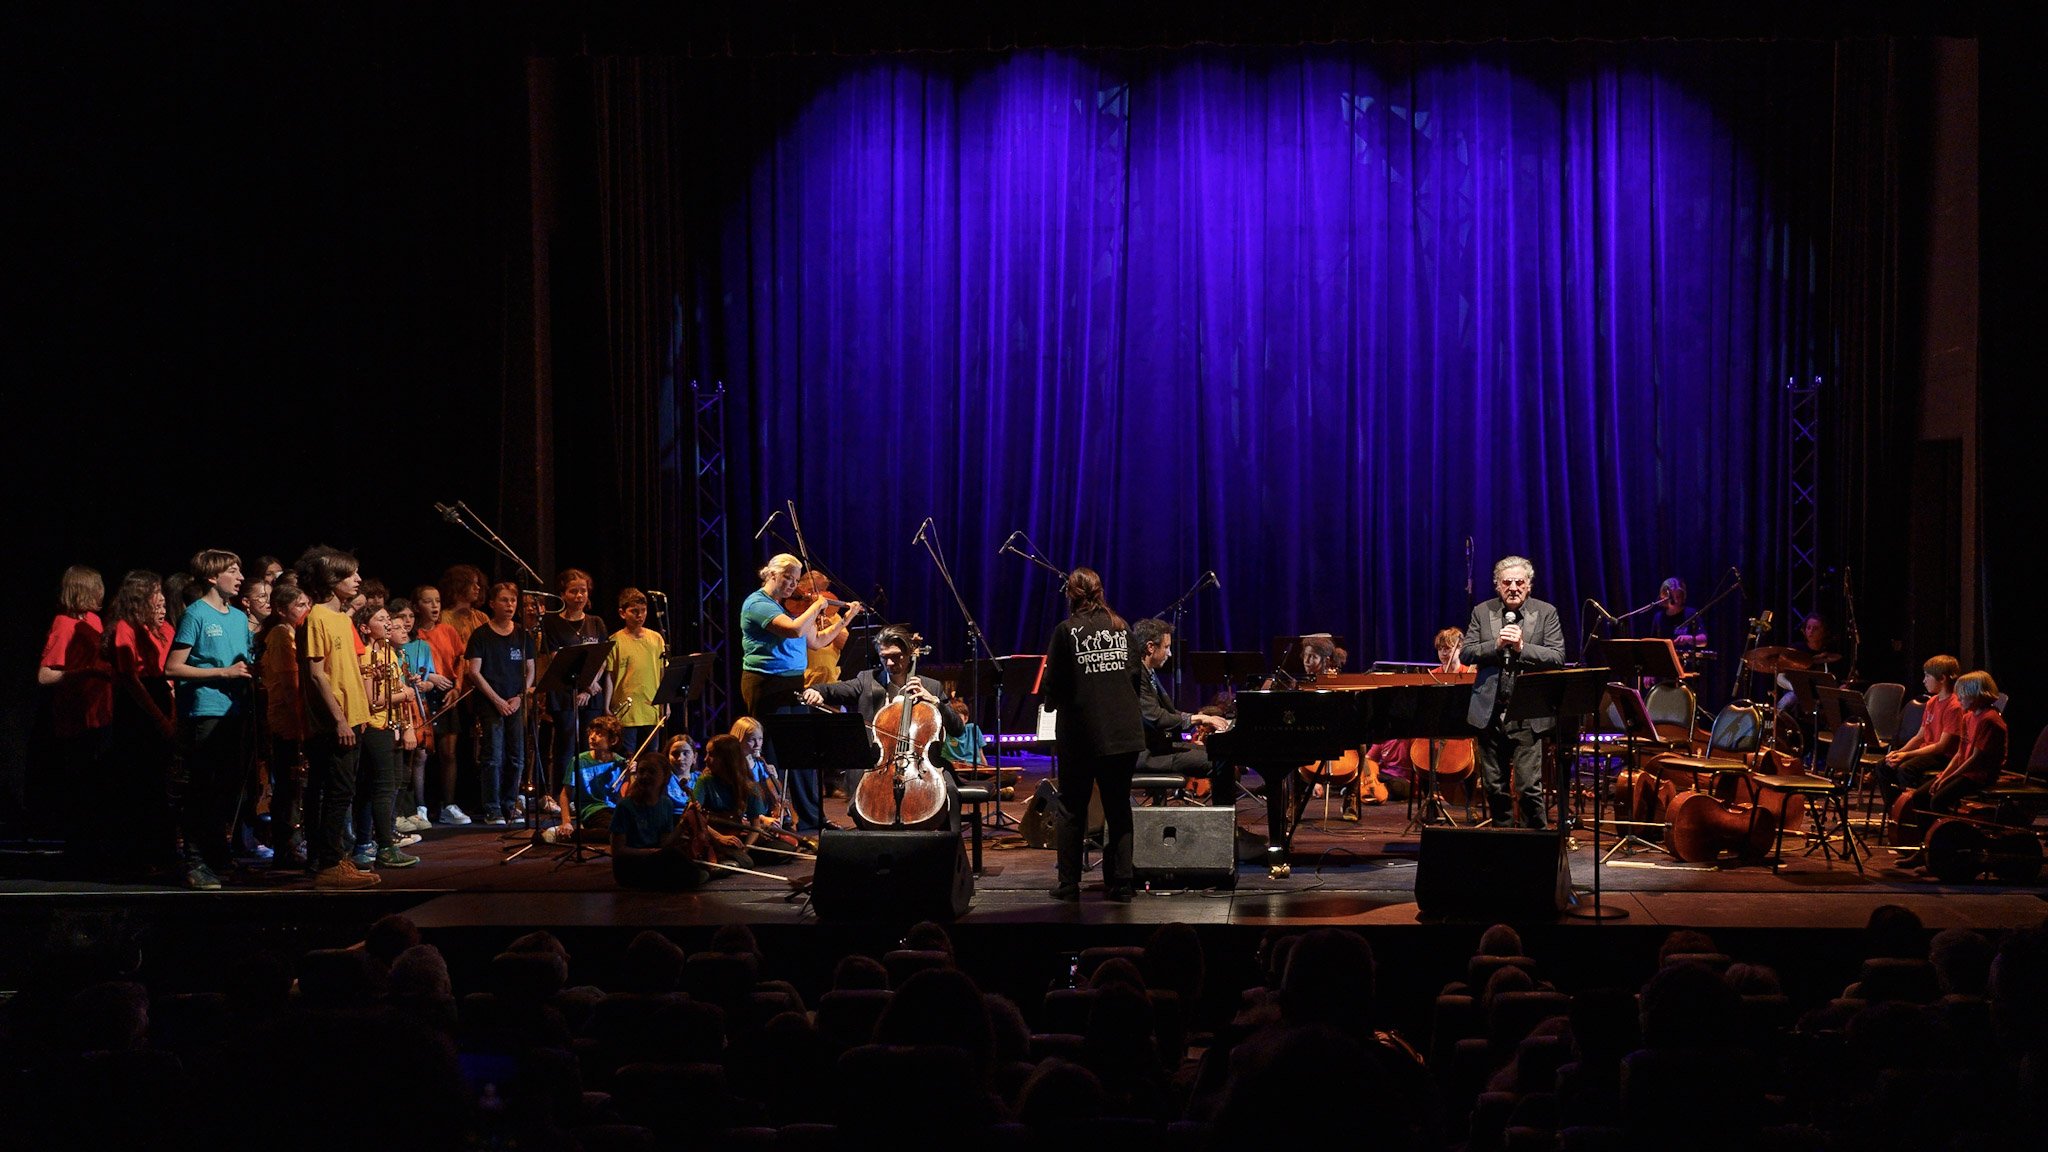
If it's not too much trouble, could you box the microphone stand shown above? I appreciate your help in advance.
[435,501,552,862]
[1157,571,1219,706]
[998,532,1069,583]
[1580,601,1620,666]
[1613,594,1671,628]
[918,519,1016,829]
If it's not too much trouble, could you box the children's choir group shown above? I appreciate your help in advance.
[34,550,795,891]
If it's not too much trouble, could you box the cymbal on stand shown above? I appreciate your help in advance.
[1744,646,1811,675]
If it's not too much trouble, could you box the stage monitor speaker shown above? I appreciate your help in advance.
[1414,827,1572,921]
[1132,806,1238,890]
[811,830,973,922]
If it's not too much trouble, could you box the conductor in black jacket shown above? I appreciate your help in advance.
[1459,555,1566,829]
[1043,568,1147,903]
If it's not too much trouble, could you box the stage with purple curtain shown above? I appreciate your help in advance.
[631,42,1838,689]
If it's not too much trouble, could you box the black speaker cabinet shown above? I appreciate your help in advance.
[811,830,973,922]
[1132,806,1239,890]
[1414,827,1572,921]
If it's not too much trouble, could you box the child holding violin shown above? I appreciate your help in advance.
[729,716,814,850]
[544,713,627,843]
[691,732,771,867]
[610,749,714,890]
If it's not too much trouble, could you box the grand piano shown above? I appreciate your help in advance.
[1204,671,1478,876]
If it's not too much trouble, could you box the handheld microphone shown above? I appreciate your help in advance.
[1502,607,1521,670]
[434,501,461,523]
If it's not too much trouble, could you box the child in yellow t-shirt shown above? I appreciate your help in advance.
[295,545,378,890]
[608,588,666,756]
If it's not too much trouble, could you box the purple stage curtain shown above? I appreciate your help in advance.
[679,44,1831,676]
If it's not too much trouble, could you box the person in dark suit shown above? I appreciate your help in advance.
[1131,618,1230,792]
[799,623,964,822]
[1459,555,1566,829]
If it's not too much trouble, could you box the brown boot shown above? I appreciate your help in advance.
[314,859,382,889]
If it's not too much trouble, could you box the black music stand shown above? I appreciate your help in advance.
[763,713,876,828]
[507,642,613,865]
[1500,668,1609,918]
[963,656,1042,829]
[1374,683,1478,832]
[1583,639,1685,855]
[655,652,713,743]
[1189,651,1266,696]
[1782,669,1838,771]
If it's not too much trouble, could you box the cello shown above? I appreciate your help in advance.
[852,640,952,829]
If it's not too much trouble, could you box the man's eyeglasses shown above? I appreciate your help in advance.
[1496,579,1531,589]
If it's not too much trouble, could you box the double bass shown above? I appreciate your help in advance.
[852,640,952,829]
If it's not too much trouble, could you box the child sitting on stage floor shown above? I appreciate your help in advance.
[545,713,627,843]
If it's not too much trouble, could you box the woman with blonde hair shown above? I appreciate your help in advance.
[739,553,860,834]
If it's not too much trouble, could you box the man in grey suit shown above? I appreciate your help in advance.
[1460,555,1566,829]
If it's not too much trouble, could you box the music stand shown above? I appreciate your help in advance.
[655,653,713,742]
[763,713,876,828]
[1500,667,1609,919]
[507,642,613,864]
[1782,669,1838,771]
[1189,651,1266,694]
[1583,639,1686,856]
[1370,683,1478,831]
[963,656,1043,829]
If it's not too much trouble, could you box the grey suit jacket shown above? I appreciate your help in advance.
[1460,596,1567,731]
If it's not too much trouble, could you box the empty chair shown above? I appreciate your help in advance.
[1864,682,1907,746]
[1749,722,1867,874]
[1645,682,1701,751]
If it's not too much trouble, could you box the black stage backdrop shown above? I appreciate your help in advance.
[2,3,2034,825]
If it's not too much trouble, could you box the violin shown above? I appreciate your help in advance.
[852,639,951,829]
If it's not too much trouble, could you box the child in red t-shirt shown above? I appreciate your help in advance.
[1878,654,1963,804]
[101,569,176,876]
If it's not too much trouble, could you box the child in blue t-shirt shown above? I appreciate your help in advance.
[388,597,438,833]
[664,734,698,816]
[165,549,256,889]
[547,714,625,843]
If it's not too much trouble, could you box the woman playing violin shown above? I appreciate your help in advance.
[784,570,850,689]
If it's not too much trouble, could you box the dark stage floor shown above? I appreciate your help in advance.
[7,753,2044,937]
